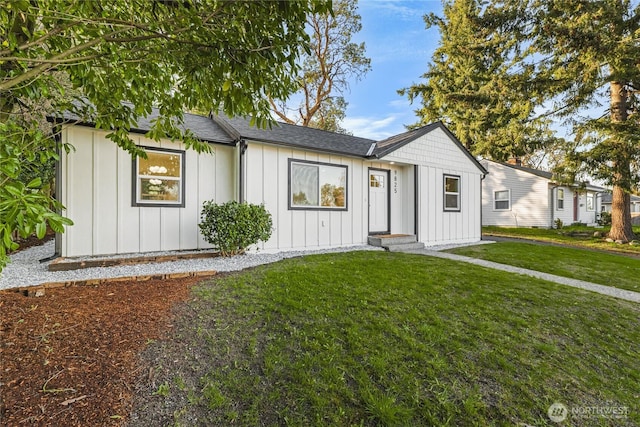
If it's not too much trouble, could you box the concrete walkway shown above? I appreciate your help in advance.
[407,248,640,303]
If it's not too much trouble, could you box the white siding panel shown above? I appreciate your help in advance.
[93,133,118,255]
[64,127,94,257]
[482,161,551,227]
[60,126,230,257]
[116,138,140,254]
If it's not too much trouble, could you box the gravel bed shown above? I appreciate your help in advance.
[0,241,384,290]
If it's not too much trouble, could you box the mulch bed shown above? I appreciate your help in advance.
[0,277,202,426]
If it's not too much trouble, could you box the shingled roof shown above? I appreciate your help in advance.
[212,115,376,157]
[499,162,553,179]
[52,106,235,145]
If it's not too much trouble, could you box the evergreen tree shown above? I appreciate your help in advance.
[400,0,554,160]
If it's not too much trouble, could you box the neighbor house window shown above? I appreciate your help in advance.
[133,147,185,207]
[444,174,460,211]
[556,188,564,210]
[494,190,511,211]
[289,159,347,210]
[586,193,594,211]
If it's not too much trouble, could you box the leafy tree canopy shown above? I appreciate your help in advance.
[0,0,330,269]
[269,0,370,133]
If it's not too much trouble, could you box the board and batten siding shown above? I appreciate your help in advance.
[59,126,235,257]
[381,127,483,245]
[243,142,417,252]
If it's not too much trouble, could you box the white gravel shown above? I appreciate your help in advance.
[0,241,385,290]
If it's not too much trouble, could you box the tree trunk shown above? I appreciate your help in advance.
[608,81,635,242]
[609,184,634,241]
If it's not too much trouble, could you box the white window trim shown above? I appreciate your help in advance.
[443,174,461,212]
[556,188,565,211]
[586,192,595,211]
[493,189,511,211]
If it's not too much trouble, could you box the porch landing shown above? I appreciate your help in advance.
[368,234,425,252]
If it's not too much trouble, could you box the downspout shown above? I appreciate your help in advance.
[480,172,485,239]
[414,165,419,238]
[550,185,559,228]
[40,125,63,263]
[239,139,247,203]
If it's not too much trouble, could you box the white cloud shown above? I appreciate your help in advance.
[342,115,402,140]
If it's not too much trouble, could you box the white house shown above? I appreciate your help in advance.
[481,159,605,228]
[52,110,486,258]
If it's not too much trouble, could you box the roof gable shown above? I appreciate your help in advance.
[373,122,487,174]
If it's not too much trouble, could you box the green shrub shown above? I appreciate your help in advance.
[554,218,564,229]
[199,201,273,256]
[598,211,612,226]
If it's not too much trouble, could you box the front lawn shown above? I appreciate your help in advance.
[131,251,640,426]
[448,241,640,292]
[483,225,640,255]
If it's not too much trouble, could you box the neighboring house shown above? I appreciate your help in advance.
[600,192,640,213]
[481,159,604,228]
[52,110,487,258]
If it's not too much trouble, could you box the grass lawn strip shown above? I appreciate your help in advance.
[130,251,640,427]
[448,241,640,293]
[483,225,640,256]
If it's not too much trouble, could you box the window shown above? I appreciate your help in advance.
[444,175,460,211]
[494,190,511,210]
[289,159,347,210]
[556,188,564,210]
[133,147,185,207]
[586,193,594,211]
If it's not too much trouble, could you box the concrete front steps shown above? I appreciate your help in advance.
[368,234,425,252]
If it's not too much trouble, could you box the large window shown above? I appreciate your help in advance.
[444,174,460,211]
[556,188,564,210]
[289,159,347,210]
[586,193,595,211]
[133,147,185,207]
[494,190,511,210]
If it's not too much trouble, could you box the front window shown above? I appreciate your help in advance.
[133,147,185,207]
[557,188,564,210]
[444,175,460,211]
[494,190,510,210]
[586,193,594,211]
[289,159,347,210]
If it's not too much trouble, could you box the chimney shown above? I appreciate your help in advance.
[507,157,522,166]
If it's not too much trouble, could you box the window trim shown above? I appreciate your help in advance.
[556,188,565,211]
[586,192,595,211]
[443,174,461,212]
[132,146,186,208]
[288,158,348,211]
[493,189,511,211]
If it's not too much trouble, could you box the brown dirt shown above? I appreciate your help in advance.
[0,277,202,426]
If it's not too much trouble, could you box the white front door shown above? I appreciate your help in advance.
[369,169,389,233]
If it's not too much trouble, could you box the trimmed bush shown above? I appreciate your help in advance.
[199,201,273,256]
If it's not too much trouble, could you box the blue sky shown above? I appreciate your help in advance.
[341,1,443,140]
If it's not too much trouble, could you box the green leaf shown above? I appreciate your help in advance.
[36,221,47,239]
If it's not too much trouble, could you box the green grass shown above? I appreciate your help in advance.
[142,251,640,426]
[483,225,640,255]
[448,242,640,293]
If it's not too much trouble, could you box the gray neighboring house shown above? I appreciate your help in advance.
[481,159,605,228]
[600,192,640,213]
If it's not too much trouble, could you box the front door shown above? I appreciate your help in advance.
[369,169,389,233]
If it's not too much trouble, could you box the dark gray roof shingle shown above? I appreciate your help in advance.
[53,106,235,145]
[213,115,376,157]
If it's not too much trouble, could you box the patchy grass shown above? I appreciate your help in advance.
[133,251,640,427]
[448,242,640,292]
[483,225,640,254]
